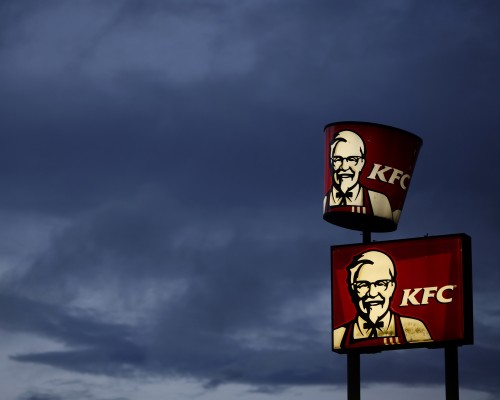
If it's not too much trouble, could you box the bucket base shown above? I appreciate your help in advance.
[323,212,397,232]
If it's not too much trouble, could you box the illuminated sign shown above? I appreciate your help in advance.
[323,121,422,232]
[331,234,473,353]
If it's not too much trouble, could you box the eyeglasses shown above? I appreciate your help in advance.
[330,156,363,166]
[352,280,393,295]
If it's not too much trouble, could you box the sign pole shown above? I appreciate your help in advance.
[347,352,360,400]
[445,346,459,400]
[347,230,371,400]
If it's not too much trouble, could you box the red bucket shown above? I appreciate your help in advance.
[323,121,423,232]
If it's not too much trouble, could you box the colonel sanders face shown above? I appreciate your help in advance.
[349,250,396,324]
[330,131,366,194]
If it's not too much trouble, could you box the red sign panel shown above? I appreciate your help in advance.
[323,121,422,232]
[331,234,473,353]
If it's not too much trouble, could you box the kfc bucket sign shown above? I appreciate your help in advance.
[331,234,473,354]
[323,121,423,232]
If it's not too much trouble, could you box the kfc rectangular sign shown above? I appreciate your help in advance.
[331,234,473,353]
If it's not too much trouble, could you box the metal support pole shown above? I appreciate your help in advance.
[445,346,459,400]
[347,352,360,400]
[362,231,371,244]
[347,231,371,400]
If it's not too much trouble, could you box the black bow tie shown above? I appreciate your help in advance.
[363,321,384,338]
[335,191,352,205]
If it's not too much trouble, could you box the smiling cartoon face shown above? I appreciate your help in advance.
[330,131,365,194]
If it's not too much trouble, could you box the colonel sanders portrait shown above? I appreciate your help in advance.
[333,250,432,350]
[323,130,400,224]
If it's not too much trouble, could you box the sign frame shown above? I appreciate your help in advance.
[331,233,473,354]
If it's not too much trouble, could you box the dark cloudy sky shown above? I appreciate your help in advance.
[0,1,499,399]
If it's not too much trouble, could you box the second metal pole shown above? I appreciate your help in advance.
[445,346,459,400]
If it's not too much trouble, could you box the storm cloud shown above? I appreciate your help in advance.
[0,1,499,399]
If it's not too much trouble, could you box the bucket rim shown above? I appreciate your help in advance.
[323,121,423,145]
